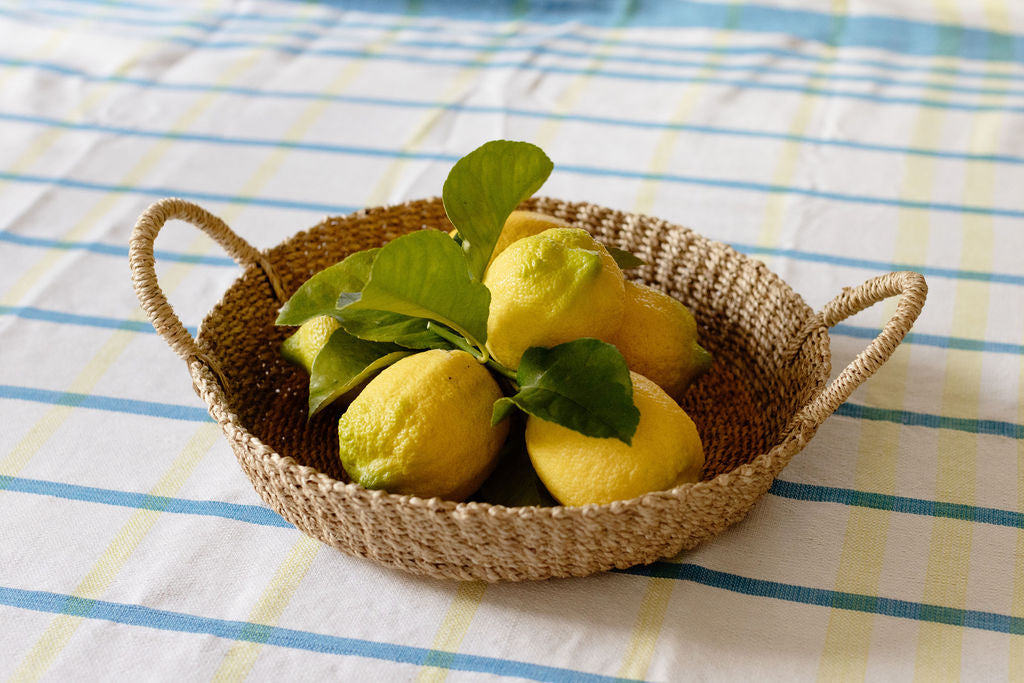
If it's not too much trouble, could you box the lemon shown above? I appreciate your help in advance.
[449,210,568,269]
[338,349,509,501]
[525,371,704,506]
[608,281,712,401]
[488,210,568,266]
[281,315,341,372]
[482,227,625,368]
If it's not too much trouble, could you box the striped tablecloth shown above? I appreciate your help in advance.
[1,1,1022,680]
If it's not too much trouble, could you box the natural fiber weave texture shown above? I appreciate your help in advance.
[130,197,926,581]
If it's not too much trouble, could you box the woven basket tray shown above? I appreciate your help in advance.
[130,197,926,581]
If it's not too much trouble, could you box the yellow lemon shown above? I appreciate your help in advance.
[280,315,341,373]
[482,227,625,368]
[488,210,569,266]
[449,210,569,269]
[525,372,704,506]
[608,281,712,401]
[338,349,509,501]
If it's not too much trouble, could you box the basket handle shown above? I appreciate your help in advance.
[793,271,927,427]
[129,198,287,387]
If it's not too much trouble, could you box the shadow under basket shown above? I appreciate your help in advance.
[130,196,927,582]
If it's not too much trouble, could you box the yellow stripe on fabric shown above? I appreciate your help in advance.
[914,100,1003,683]
[0,1,211,199]
[8,423,221,683]
[911,272,989,677]
[531,28,625,151]
[210,535,321,682]
[363,20,521,208]
[816,417,905,681]
[1,0,286,473]
[817,0,959,675]
[615,578,674,681]
[756,0,847,250]
[0,253,206,477]
[0,0,137,93]
[0,50,263,308]
[0,330,150,475]
[1014,56,1024,656]
[416,581,489,683]
[815,102,938,683]
[222,16,416,226]
[633,2,742,216]
[5,9,311,679]
[1013,343,1024,678]
[0,17,70,91]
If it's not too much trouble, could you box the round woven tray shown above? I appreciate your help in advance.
[130,197,927,581]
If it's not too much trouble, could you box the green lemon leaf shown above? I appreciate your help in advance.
[337,309,452,350]
[491,397,518,426]
[307,327,411,417]
[276,249,378,326]
[607,246,646,270]
[442,140,553,281]
[340,230,491,353]
[501,338,639,445]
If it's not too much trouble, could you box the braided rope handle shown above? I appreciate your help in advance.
[129,198,287,386]
[796,271,927,426]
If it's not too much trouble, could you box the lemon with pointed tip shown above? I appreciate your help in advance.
[482,227,625,369]
[608,281,712,401]
[337,349,509,501]
[281,315,341,373]
[525,371,704,506]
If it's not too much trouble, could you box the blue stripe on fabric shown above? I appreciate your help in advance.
[0,385,212,422]
[768,479,1024,529]
[617,564,1024,635]
[834,402,1024,439]
[0,475,293,528]
[5,228,1024,289]
[0,585,637,683]
[0,305,197,337]
[3,379,1019,439]
[397,39,1024,98]
[0,230,236,266]
[24,0,1024,62]
[6,108,1024,172]
[0,171,359,216]
[0,305,169,335]
[735,243,1024,286]
[3,162,1023,221]
[831,323,1024,355]
[6,468,1021,540]
[4,49,1024,116]
[557,163,1024,219]
[6,4,1024,99]
[20,0,1024,82]
[58,43,1024,113]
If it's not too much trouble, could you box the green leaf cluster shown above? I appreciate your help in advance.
[276,139,651,499]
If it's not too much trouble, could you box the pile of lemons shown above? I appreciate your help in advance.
[283,211,711,506]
